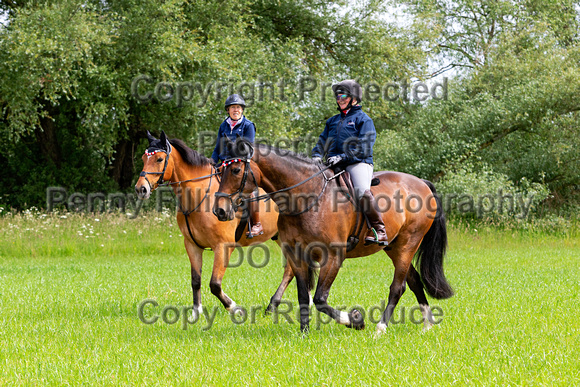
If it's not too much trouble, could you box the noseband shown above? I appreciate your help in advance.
[139,143,173,191]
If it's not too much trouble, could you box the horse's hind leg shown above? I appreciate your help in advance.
[377,244,419,334]
[184,239,203,317]
[406,263,436,330]
[312,251,365,330]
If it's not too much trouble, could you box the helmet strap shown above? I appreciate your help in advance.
[336,96,355,114]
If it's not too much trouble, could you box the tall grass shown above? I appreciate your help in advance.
[0,211,579,385]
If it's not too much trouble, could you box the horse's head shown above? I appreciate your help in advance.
[135,130,174,199]
[213,138,257,221]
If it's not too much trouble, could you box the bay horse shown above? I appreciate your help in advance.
[213,140,454,333]
[135,131,291,316]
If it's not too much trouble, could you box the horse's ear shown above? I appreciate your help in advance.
[159,130,167,144]
[234,137,254,159]
[146,130,156,143]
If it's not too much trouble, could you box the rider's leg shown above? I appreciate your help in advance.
[346,163,388,245]
[247,189,263,236]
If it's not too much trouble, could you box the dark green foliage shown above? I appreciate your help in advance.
[0,0,578,218]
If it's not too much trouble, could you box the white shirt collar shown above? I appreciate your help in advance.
[226,116,245,127]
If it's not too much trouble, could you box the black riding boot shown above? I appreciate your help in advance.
[360,189,388,245]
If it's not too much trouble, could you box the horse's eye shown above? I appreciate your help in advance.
[232,167,241,175]
[157,157,163,163]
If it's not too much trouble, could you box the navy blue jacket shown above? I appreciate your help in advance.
[211,116,256,163]
[312,106,376,165]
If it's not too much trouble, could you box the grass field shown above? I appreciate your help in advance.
[0,211,579,385]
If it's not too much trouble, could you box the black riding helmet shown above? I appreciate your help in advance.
[224,94,246,110]
[332,80,362,112]
[332,79,363,102]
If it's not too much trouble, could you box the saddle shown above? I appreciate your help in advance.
[332,167,381,252]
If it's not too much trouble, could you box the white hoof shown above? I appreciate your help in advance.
[225,301,237,313]
[374,322,387,337]
[191,305,203,319]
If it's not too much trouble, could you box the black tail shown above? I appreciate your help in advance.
[415,180,454,299]
[308,266,319,292]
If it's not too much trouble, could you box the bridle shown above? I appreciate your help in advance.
[213,154,257,216]
[139,142,221,203]
[138,142,221,250]
[139,142,173,191]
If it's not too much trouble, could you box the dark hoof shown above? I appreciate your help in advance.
[346,309,365,330]
[264,303,276,315]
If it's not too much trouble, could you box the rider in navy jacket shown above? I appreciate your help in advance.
[211,114,256,163]
[311,79,388,246]
[211,94,263,237]
[311,105,375,165]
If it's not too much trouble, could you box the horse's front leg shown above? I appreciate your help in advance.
[209,242,238,312]
[266,240,315,315]
[184,238,203,317]
[282,242,312,333]
[265,260,294,315]
[312,247,365,330]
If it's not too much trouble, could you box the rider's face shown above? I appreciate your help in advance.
[228,105,243,121]
[337,96,356,110]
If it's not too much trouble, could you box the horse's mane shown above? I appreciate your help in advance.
[169,138,211,167]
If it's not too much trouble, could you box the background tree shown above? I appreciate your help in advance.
[376,0,580,217]
[0,0,578,218]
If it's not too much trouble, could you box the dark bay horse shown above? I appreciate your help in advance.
[213,142,454,333]
[135,131,287,316]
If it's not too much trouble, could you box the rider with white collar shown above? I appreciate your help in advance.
[211,94,263,237]
[312,80,388,245]
[211,94,256,163]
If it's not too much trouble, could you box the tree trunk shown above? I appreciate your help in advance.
[110,138,136,189]
[35,110,62,168]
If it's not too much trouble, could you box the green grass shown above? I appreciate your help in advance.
[0,211,579,385]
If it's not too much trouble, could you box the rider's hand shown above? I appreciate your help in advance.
[327,155,343,166]
[312,156,322,163]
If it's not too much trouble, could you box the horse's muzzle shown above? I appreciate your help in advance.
[135,183,150,200]
[213,206,232,222]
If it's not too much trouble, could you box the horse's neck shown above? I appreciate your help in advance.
[172,163,211,185]
[170,154,213,210]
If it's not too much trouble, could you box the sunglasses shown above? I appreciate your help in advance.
[335,94,350,101]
